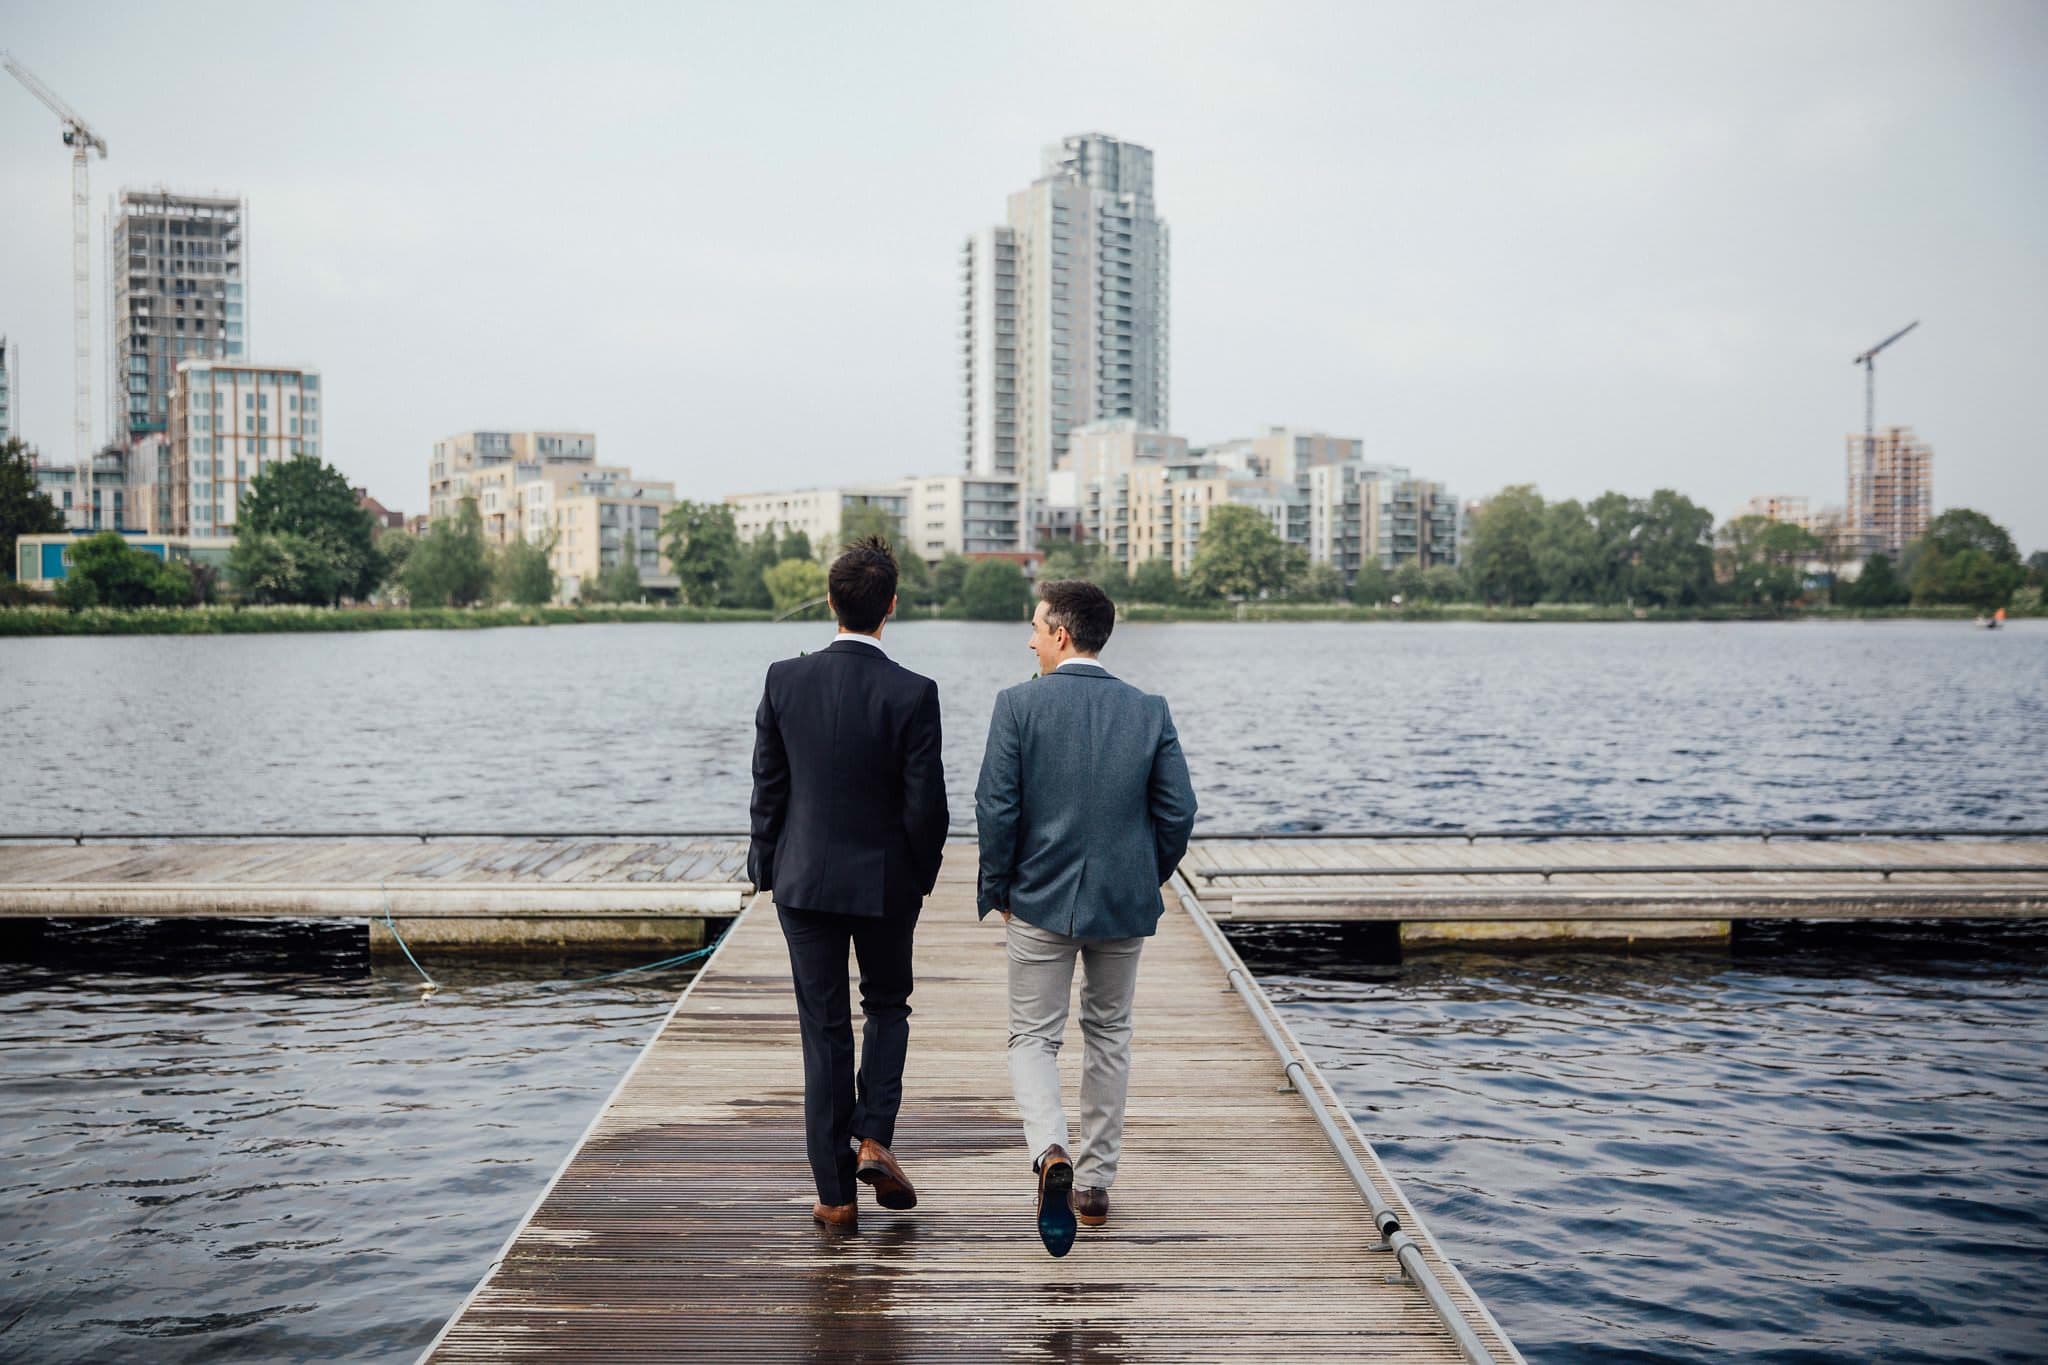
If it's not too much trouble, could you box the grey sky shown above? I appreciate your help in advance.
[4,0,2043,551]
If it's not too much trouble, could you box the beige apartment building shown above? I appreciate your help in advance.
[427,429,596,524]
[169,360,322,535]
[1738,495,1814,529]
[726,484,912,556]
[537,473,677,600]
[1845,426,1932,558]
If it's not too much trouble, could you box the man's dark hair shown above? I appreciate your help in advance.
[829,534,898,633]
[1039,578,1115,654]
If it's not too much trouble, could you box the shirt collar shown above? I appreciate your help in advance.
[832,631,887,656]
[1055,656,1110,677]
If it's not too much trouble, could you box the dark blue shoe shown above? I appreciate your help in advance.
[1036,1145,1077,1258]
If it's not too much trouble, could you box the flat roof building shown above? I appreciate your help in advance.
[108,187,248,443]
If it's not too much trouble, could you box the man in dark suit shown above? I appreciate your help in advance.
[748,535,949,1232]
[975,578,1198,1257]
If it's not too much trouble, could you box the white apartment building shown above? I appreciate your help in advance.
[726,484,912,556]
[903,474,1024,560]
[170,361,321,536]
[108,187,248,444]
[962,134,1170,498]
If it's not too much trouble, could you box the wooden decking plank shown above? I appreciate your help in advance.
[421,867,1509,1363]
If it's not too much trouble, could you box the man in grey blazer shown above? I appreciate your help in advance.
[974,578,1198,1258]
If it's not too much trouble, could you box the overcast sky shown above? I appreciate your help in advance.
[3,0,2043,550]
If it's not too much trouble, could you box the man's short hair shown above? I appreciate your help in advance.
[829,535,898,632]
[1039,578,1115,654]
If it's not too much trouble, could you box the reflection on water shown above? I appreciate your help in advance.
[1231,920,2048,1364]
[0,920,679,1362]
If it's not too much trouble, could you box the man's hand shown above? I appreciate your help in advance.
[996,910,1011,925]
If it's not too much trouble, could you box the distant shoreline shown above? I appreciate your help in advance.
[0,601,2017,636]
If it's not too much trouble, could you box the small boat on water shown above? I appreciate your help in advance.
[1979,607,2007,630]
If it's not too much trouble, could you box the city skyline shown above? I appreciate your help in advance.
[1,2,2042,551]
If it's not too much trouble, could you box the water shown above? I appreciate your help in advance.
[1,620,2044,1361]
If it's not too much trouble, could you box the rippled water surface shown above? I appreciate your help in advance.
[1,621,2044,1362]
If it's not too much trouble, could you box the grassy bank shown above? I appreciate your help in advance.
[0,603,773,636]
[0,600,2021,635]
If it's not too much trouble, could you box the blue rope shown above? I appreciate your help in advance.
[379,880,439,996]
[376,880,729,992]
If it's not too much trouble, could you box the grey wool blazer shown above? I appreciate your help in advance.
[973,661,1198,940]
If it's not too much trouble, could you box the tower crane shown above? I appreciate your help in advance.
[1850,321,1919,557]
[3,52,108,526]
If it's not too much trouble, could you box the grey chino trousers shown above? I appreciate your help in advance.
[1004,916,1145,1189]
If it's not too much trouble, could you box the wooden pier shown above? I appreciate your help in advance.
[419,861,1520,1363]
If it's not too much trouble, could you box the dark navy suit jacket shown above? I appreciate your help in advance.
[748,639,949,918]
[974,661,1197,939]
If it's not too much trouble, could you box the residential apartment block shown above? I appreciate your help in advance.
[962,134,1170,498]
[1052,421,1459,585]
[428,430,595,524]
[36,435,174,534]
[424,430,677,599]
[1845,425,1932,559]
[1738,495,1814,529]
[108,187,248,442]
[169,361,321,536]
[727,483,912,557]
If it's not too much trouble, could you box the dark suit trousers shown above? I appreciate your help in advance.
[777,904,919,1205]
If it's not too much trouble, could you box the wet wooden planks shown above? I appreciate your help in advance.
[1184,838,2048,921]
[422,866,1517,1363]
[0,838,752,918]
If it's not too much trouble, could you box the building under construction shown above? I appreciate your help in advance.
[106,186,247,442]
[1845,425,1932,560]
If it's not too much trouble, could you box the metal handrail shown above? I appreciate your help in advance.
[1201,863,2048,882]
[1197,827,2048,843]
[1172,869,1515,1364]
[0,829,986,845]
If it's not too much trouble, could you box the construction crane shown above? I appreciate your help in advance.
[1850,320,1919,560]
[3,52,108,526]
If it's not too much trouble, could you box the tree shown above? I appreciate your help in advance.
[403,498,492,607]
[837,501,900,551]
[1186,503,1292,600]
[1632,488,1716,607]
[237,455,382,602]
[1128,556,1180,604]
[1716,515,1819,607]
[933,552,972,606]
[1350,560,1392,605]
[2026,549,2048,587]
[1043,540,1128,594]
[782,529,814,565]
[1586,490,1640,603]
[1391,560,1429,604]
[494,533,557,605]
[2,437,64,580]
[1289,560,1346,601]
[659,500,742,607]
[1420,564,1467,602]
[229,530,347,605]
[896,549,938,606]
[596,531,645,604]
[1841,553,1908,607]
[762,557,827,615]
[726,526,780,610]
[960,558,1030,619]
[1535,498,1600,602]
[1903,508,2026,610]
[54,531,191,609]
[1466,485,1545,605]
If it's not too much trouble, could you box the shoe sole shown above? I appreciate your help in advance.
[1076,1212,1107,1227]
[856,1163,918,1211]
[1038,1162,1077,1258]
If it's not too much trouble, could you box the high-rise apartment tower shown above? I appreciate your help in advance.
[107,187,248,443]
[961,134,1169,497]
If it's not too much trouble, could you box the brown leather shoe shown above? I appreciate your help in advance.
[855,1138,918,1210]
[1075,1186,1109,1227]
[1035,1144,1076,1258]
[811,1199,858,1231]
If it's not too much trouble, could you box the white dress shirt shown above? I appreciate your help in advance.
[1055,656,1110,676]
[833,631,887,656]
